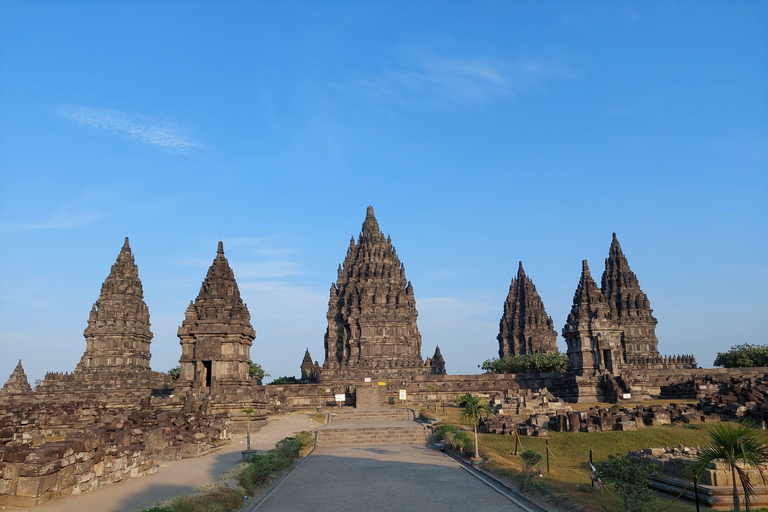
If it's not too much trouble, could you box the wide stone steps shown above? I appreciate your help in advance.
[328,408,411,422]
[315,420,427,448]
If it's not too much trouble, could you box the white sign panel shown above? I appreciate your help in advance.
[335,393,346,402]
[399,389,407,400]
[364,377,371,383]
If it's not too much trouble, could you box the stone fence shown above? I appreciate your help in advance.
[0,401,230,508]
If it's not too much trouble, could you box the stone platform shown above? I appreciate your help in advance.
[315,408,426,448]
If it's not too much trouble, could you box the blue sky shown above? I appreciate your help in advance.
[1,2,766,385]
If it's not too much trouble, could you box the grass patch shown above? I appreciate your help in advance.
[237,433,315,495]
[139,485,243,512]
[478,425,712,511]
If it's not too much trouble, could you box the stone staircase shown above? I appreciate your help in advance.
[315,384,426,448]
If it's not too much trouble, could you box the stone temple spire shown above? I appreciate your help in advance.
[1,360,33,394]
[601,233,660,359]
[177,241,254,390]
[562,260,623,375]
[76,237,153,373]
[323,206,424,377]
[497,262,557,358]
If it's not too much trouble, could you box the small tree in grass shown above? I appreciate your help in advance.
[242,407,255,451]
[596,454,658,512]
[518,450,542,490]
[690,421,768,512]
[456,393,492,460]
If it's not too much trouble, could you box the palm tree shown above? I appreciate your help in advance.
[457,393,492,460]
[242,407,256,451]
[690,421,768,512]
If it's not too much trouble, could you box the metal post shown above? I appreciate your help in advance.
[590,450,594,488]
[514,433,519,456]
[546,440,550,473]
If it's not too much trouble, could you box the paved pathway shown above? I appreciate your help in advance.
[251,445,533,512]
[33,413,315,512]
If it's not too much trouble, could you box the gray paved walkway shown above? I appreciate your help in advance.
[251,445,531,512]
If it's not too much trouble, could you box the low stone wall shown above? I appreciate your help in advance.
[0,401,230,508]
[628,446,768,510]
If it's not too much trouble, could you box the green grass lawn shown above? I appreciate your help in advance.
[428,404,712,511]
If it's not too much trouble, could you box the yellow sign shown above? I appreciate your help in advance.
[377,382,386,386]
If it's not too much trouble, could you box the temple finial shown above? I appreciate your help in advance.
[217,240,224,255]
[123,236,130,248]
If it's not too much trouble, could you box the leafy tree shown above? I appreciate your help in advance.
[168,365,181,382]
[456,393,492,460]
[596,454,658,512]
[714,344,768,368]
[690,421,768,512]
[480,351,568,374]
[249,363,270,380]
[267,376,300,385]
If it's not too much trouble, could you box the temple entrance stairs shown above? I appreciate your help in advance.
[314,384,427,448]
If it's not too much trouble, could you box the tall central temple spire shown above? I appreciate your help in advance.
[322,206,427,377]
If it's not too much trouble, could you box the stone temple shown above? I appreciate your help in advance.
[497,262,557,358]
[563,234,694,379]
[175,241,266,423]
[318,206,445,380]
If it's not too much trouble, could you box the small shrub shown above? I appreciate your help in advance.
[434,423,460,442]
[266,376,300,385]
[140,485,243,512]
[450,430,475,455]
[516,449,543,490]
[596,454,658,512]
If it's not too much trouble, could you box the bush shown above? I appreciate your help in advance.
[266,376,300,385]
[238,435,308,495]
[434,423,460,442]
[480,352,568,374]
[714,344,768,368]
[449,430,475,455]
[517,450,542,491]
[168,365,181,382]
[596,454,658,512]
[140,485,243,512]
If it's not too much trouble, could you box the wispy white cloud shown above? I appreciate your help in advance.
[59,105,202,153]
[0,206,98,231]
[351,52,582,107]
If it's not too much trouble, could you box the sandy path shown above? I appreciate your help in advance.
[32,413,316,512]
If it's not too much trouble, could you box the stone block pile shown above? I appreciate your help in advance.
[698,375,768,424]
[0,401,230,508]
[484,400,724,436]
[482,388,572,436]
